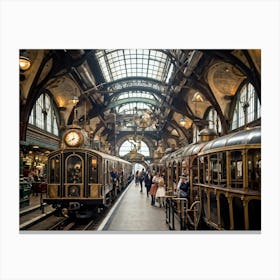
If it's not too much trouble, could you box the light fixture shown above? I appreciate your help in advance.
[192,92,205,103]
[179,117,192,129]
[19,51,31,71]
[69,95,79,105]
[179,118,187,127]
[134,109,154,130]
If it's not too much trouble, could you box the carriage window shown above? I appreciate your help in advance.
[66,155,83,183]
[88,156,98,183]
[192,158,199,184]
[220,152,227,184]
[177,161,181,183]
[247,148,261,191]
[49,155,60,183]
[210,154,218,185]
[198,157,204,184]
[202,156,209,184]
[230,151,243,188]
[209,153,226,186]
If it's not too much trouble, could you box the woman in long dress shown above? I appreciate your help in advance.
[155,176,166,207]
[149,172,160,206]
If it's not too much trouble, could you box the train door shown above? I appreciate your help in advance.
[65,154,84,197]
[87,155,100,198]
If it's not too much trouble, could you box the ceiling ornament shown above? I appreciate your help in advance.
[133,109,154,130]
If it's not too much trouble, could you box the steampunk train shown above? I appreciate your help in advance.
[43,127,133,218]
[156,126,261,230]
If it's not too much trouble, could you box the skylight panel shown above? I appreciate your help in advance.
[95,49,174,83]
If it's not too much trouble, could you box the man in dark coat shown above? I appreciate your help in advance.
[177,174,190,199]
[139,168,145,192]
[144,170,153,197]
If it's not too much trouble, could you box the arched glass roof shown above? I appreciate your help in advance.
[118,102,152,115]
[115,90,159,101]
[95,49,174,84]
[94,49,175,134]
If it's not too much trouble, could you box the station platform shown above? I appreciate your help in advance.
[20,193,46,214]
[99,182,169,231]
[19,192,56,229]
[20,183,170,231]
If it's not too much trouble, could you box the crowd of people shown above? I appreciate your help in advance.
[134,168,190,208]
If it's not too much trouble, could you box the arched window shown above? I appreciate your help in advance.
[231,83,261,130]
[206,108,222,134]
[119,140,150,156]
[28,91,59,136]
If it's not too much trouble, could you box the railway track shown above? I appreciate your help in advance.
[20,199,114,231]
[20,185,127,231]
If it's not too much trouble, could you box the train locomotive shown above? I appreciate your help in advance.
[43,125,133,218]
[159,126,261,230]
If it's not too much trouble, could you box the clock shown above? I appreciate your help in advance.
[64,130,83,147]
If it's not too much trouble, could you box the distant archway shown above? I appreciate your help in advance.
[119,140,150,157]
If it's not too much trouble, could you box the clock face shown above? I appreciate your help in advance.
[64,130,83,147]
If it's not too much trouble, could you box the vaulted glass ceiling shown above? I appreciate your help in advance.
[94,49,175,134]
[113,91,161,115]
[115,91,159,101]
[117,102,152,115]
[95,49,174,83]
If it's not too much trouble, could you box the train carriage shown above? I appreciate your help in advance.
[44,148,133,218]
[196,127,261,230]
[160,126,261,230]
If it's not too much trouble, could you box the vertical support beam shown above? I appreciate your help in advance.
[226,151,231,188]
[243,149,248,192]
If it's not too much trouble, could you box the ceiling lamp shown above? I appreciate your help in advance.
[179,117,192,129]
[134,109,153,130]
[19,51,31,71]
[69,95,79,105]
[179,118,187,127]
[192,91,205,103]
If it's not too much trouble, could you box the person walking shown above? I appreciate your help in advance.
[144,170,152,197]
[139,168,145,192]
[135,170,140,187]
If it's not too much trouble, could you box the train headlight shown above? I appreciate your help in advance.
[62,208,69,217]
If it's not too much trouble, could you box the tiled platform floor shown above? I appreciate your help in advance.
[102,182,169,231]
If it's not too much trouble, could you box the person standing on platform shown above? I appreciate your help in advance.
[144,170,152,197]
[139,168,145,192]
[155,176,166,207]
[149,172,160,206]
[177,174,190,199]
[135,170,140,187]
[110,168,119,187]
[176,168,188,195]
